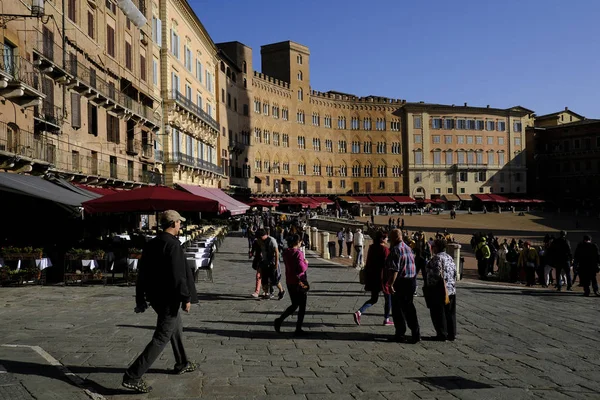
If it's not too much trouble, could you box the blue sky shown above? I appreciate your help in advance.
[193,0,600,117]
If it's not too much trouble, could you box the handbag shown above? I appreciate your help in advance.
[298,277,310,293]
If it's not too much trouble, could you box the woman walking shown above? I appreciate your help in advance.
[353,231,393,326]
[274,234,309,336]
[344,228,354,259]
[424,239,457,341]
[518,241,540,287]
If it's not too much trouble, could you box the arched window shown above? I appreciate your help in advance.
[220,61,225,72]
[242,61,247,73]
[298,71,303,81]
[297,88,303,101]
[445,149,453,165]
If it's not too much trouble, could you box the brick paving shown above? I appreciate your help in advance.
[0,231,599,399]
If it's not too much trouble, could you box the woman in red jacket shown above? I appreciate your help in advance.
[274,234,309,336]
[353,231,393,326]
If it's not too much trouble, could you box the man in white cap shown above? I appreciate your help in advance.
[123,210,197,393]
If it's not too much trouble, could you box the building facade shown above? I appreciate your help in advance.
[526,118,600,210]
[0,0,163,186]
[401,104,533,199]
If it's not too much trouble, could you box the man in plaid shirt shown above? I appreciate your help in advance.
[386,229,421,343]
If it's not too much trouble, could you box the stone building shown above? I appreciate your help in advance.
[0,0,164,185]
[400,103,534,199]
[526,113,600,210]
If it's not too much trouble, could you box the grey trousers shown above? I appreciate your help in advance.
[126,304,188,380]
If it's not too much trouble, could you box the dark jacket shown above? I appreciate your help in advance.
[136,232,192,307]
[364,244,390,292]
[574,241,600,271]
[550,237,572,266]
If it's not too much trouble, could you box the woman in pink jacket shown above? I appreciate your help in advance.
[274,234,309,336]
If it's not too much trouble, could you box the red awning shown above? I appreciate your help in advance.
[177,184,249,216]
[311,196,334,205]
[417,199,434,204]
[75,184,122,196]
[488,194,509,203]
[245,199,277,208]
[530,199,545,203]
[433,198,446,204]
[339,196,360,203]
[368,195,396,204]
[82,186,223,214]
[352,196,372,204]
[390,195,416,205]
[280,197,310,208]
[473,194,494,202]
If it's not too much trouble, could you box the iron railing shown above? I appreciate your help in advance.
[167,152,223,175]
[141,143,153,158]
[0,50,43,91]
[154,149,164,162]
[34,102,62,127]
[141,170,165,185]
[126,138,140,155]
[166,90,219,132]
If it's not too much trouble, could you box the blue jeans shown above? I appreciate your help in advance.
[358,291,392,319]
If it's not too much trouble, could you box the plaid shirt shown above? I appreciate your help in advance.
[386,241,417,278]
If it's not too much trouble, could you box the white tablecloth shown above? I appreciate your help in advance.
[35,258,53,270]
[127,258,139,271]
[186,257,211,271]
[81,259,98,270]
[116,234,131,240]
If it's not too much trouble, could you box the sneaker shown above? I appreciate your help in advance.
[353,311,361,326]
[122,376,153,393]
[251,292,259,298]
[278,290,286,300]
[274,318,282,333]
[269,292,276,300]
[175,361,197,375]
[383,319,394,326]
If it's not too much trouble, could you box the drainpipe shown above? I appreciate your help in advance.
[61,0,66,133]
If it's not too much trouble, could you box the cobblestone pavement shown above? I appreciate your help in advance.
[1,233,599,399]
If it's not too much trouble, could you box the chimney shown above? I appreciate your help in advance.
[565,106,568,111]
[487,105,490,108]
[464,102,468,107]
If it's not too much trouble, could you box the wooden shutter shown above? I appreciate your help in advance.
[125,41,132,70]
[87,11,94,38]
[140,54,146,81]
[88,103,97,136]
[107,25,115,57]
[71,93,81,129]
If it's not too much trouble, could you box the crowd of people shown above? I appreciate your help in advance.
[472,231,600,296]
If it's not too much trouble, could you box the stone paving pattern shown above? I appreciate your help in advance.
[0,231,599,399]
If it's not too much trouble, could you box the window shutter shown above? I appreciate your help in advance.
[156,18,162,47]
[140,54,146,81]
[71,92,81,129]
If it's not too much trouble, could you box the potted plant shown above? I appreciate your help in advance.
[128,248,143,259]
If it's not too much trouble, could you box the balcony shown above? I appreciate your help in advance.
[228,139,246,154]
[154,149,164,162]
[34,102,62,132]
[166,90,219,132]
[33,34,70,80]
[0,121,55,166]
[141,143,153,159]
[66,59,160,128]
[167,152,223,175]
[126,138,140,156]
[141,170,165,185]
[0,50,45,108]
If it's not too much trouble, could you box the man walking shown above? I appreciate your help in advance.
[256,228,286,300]
[574,235,600,296]
[123,210,197,394]
[475,236,491,280]
[552,230,573,291]
[353,228,364,269]
[337,228,344,257]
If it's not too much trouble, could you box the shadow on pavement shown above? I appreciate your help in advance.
[410,375,494,390]
[462,286,585,297]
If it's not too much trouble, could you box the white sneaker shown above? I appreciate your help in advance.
[348,256,352,259]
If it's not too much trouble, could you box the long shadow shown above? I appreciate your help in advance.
[240,310,366,316]
[199,320,357,328]
[410,376,494,390]
[197,293,254,301]
[464,287,585,297]
[119,324,393,342]
[0,359,172,396]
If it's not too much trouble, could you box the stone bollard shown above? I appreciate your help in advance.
[448,243,462,280]
[311,227,319,251]
[321,231,330,259]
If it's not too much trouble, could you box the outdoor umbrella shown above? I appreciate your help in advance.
[82,186,224,214]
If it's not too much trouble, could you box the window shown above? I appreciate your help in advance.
[414,135,422,144]
[339,164,347,177]
[486,120,495,131]
[476,151,483,164]
[297,71,303,80]
[392,165,401,177]
[272,105,279,118]
[87,10,95,39]
[487,136,493,145]
[106,25,115,57]
[312,113,320,126]
[324,115,332,128]
[515,172,522,182]
[298,88,303,101]
[152,17,162,47]
[414,150,423,165]
[457,151,465,165]
[351,141,360,154]
[282,108,289,121]
[414,116,422,129]
[433,150,441,165]
[338,117,346,129]
[88,103,98,136]
[390,120,400,131]
[184,45,192,71]
[497,121,506,131]
[363,164,372,177]
[457,136,465,144]
[379,181,385,190]
[282,134,289,147]
[68,0,76,22]
[466,136,473,145]
[170,29,179,58]
[415,173,422,182]
[459,172,468,182]
[125,41,132,70]
[476,136,483,144]
[273,132,280,146]
[467,119,476,130]
[432,135,440,144]
[351,117,360,130]
[447,187,453,194]
[376,118,386,130]
[434,173,441,183]
[296,111,305,124]
[377,165,387,177]
[340,179,346,189]
[263,130,270,144]
[297,136,305,149]
[487,151,494,165]
[444,135,452,144]
[456,119,466,130]
[253,100,260,113]
[254,128,261,143]
[513,121,522,132]
[391,142,401,154]
[283,162,289,174]
[515,137,521,146]
[445,151,453,165]
[313,164,321,176]
[498,152,505,165]
[312,138,321,151]
[71,93,81,128]
[432,118,442,129]
[107,113,120,143]
[363,141,372,153]
[325,139,333,152]
[377,142,386,154]
[263,103,269,115]
[498,137,504,145]
[196,93,202,109]
[445,119,455,130]
[185,83,192,100]
[326,165,334,177]
[338,140,347,153]
[196,59,203,82]
[352,164,361,177]
[476,120,484,130]
[140,54,146,81]
[297,54,303,64]
[467,151,475,164]
[206,71,214,93]
[364,118,372,130]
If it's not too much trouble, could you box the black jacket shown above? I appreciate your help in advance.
[136,232,193,307]
[574,241,600,270]
[550,237,572,266]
